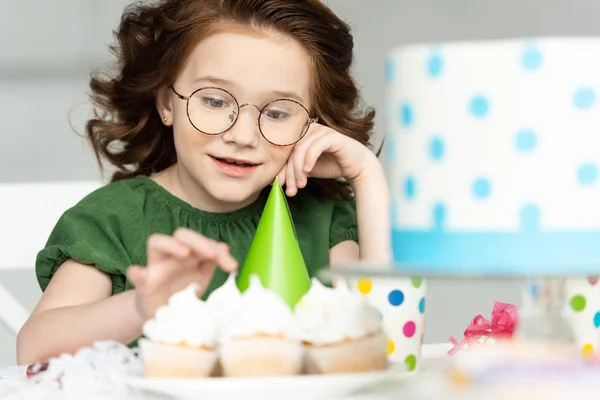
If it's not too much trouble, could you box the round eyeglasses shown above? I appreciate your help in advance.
[170,86,318,146]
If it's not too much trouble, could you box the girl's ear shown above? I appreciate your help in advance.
[156,86,174,126]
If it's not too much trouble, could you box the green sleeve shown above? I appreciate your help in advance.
[329,196,359,248]
[36,197,146,294]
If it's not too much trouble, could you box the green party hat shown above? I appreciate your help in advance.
[237,177,311,309]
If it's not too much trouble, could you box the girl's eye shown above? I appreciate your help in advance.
[202,97,227,109]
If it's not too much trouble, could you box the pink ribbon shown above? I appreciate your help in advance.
[448,301,519,355]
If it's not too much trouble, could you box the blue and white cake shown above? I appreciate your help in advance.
[386,37,600,274]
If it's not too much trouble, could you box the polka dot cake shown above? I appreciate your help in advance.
[385,37,600,274]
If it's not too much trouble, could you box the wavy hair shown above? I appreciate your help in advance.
[87,0,376,198]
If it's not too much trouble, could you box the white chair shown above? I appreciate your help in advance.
[0,181,101,334]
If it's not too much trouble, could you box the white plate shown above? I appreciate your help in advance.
[127,364,409,399]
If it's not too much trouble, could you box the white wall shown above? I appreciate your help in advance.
[2,0,599,367]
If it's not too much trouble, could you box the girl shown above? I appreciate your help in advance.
[17,0,390,365]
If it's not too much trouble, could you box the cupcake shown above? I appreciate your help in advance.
[206,273,242,333]
[295,278,388,374]
[218,275,304,377]
[140,284,218,378]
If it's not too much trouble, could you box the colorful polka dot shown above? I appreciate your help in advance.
[515,129,537,152]
[594,312,600,328]
[578,163,598,186]
[427,51,444,77]
[581,344,595,358]
[433,202,447,229]
[357,277,372,295]
[429,136,445,160]
[473,178,492,199]
[588,276,599,286]
[411,276,423,288]
[519,204,541,231]
[403,321,416,338]
[400,102,414,127]
[419,297,426,314]
[388,290,405,306]
[404,354,417,372]
[387,339,395,355]
[574,87,596,109]
[527,282,540,300]
[470,95,490,118]
[521,44,543,71]
[404,176,416,199]
[570,295,587,312]
[385,57,395,83]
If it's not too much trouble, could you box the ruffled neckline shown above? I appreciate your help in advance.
[134,175,269,222]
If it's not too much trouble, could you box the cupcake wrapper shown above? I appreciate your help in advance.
[304,331,389,374]
[219,337,304,377]
[140,339,217,378]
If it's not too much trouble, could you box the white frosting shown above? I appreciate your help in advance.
[206,274,242,331]
[142,284,217,348]
[219,275,301,342]
[294,278,382,345]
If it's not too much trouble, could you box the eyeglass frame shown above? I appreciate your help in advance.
[170,85,319,147]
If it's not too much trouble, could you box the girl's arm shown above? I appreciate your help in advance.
[17,260,144,365]
[329,152,391,265]
[18,229,237,365]
[351,153,391,263]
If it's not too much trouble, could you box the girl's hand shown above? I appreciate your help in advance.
[126,228,238,320]
[276,123,378,196]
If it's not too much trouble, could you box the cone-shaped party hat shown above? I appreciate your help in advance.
[236,177,311,309]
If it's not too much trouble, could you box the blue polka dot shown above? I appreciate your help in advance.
[515,129,537,152]
[594,312,600,328]
[473,178,492,199]
[427,51,444,77]
[521,44,543,71]
[419,297,426,314]
[400,102,414,128]
[404,176,416,199]
[433,202,447,229]
[574,87,596,110]
[528,282,540,300]
[384,134,396,162]
[388,290,405,306]
[520,204,541,231]
[429,137,445,160]
[385,57,395,83]
[470,95,490,118]
[578,163,598,185]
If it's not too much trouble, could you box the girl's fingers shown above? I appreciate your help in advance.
[174,228,238,272]
[292,129,327,189]
[285,157,297,196]
[126,265,147,289]
[173,228,216,259]
[276,166,287,187]
[147,233,191,265]
[213,242,239,272]
[304,133,337,173]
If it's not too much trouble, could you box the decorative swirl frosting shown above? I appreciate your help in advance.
[294,278,382,345]
[220,275,301,342]
[142,284,217,348]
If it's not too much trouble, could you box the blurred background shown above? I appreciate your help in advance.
[2,0,600,367]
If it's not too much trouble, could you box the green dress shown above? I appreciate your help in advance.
[36,175,358,298]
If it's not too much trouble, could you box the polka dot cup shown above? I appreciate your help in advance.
[348,276,426,372]
[565,277,600,358]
